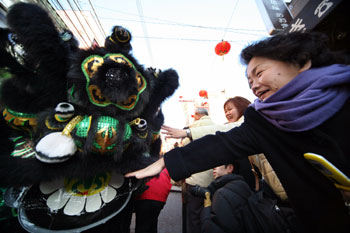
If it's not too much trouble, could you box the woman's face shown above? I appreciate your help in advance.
[224,102,240,122]
[246,57,310,101]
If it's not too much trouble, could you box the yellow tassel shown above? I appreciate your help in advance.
[62,115,84,137]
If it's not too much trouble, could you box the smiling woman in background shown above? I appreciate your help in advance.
[162,96,257,191]
[127,31,350,233]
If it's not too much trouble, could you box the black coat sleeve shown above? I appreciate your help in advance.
[164,115,261,181]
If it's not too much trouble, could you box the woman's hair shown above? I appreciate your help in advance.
[224,96,251,119]
[240,31,347,68]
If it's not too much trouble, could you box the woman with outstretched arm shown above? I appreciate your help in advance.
[126,31,350,233]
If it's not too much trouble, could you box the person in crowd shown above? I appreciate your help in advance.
[162,97,286,199]
[191,162,254,233]
[179,107,215,233]
[161,97,248,139]
[132,168,172,233]
[126,31,350,233]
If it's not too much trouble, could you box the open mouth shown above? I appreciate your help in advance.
[258,90,269,100]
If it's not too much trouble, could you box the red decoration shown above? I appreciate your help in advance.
[215,41,231,56]
[199,89,208,98]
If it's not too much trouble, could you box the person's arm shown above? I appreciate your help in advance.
[161,125,187,139]
[165,121,260,182]
[190,122,242,140]
[161,122,242,140]
[125,157,165,179]
[127,109,260,181]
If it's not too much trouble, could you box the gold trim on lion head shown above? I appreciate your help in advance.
[81,54,147,110]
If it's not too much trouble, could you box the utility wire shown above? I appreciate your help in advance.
[51,0,89,47]
[222,0,240,39]
[133,36,247,44]
[98,16,265,37]
[87,0,106,38]
[72,0,102,46]
[136,0,154,66]
[66,0,94,44]
[93,4,265,33]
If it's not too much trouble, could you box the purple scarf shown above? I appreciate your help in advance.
[252,64,350,132]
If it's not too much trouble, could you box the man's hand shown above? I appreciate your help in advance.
[161,125,187,139]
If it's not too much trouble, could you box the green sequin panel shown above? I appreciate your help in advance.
[97,116,118,131]
[75,116,92,138]
[93,116,119,153]
[124,124,132,141]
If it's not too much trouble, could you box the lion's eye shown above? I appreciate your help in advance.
[82,56,104,78]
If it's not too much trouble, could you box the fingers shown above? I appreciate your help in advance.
[162,130,172,135]
[161,125,173,131]
[161,125,176,137]
[161,126,186,139]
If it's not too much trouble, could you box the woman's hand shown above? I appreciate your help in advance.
[161,125,187,139]
[125,157,165,179]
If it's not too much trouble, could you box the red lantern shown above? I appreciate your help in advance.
[199,89,208,98]
[215,40,231,56]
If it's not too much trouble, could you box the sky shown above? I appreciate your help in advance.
[76,0,269,127]
[3,0,269,127]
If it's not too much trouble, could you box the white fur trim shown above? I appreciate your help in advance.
[35,132,77,163]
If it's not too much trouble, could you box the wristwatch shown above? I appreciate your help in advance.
[186,128,191,138]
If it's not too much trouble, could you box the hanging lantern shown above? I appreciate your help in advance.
[199,89,208,99]
[215,40,231,56]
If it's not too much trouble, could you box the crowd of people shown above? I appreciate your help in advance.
[1,16,349,232]
[126,31,350,233]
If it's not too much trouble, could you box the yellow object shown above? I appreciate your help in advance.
[62,115,84,137]
[203,192,211,207]
[304,152,350,190]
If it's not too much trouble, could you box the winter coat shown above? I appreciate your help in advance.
[190,117,244,140]
[201,174,255,233]
[164,102,350,233]
[136,168,172,203]
[184,115,215,187]
[250,154,287,201]
[190,119,287,198]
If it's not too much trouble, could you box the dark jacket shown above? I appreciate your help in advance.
[200,174,255,233]
[164,102,350,233]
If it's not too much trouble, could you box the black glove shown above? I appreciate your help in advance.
[188,185,210,198]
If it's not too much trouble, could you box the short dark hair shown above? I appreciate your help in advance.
[240,31,347,69]
[225,160,240,174]
[224,96,251,119]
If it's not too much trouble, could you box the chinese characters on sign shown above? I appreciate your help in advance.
[286,0,341,33]
[257,0,293,34]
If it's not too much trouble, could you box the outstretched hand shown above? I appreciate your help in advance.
[161,125,187,139]
[125,157,165,179]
